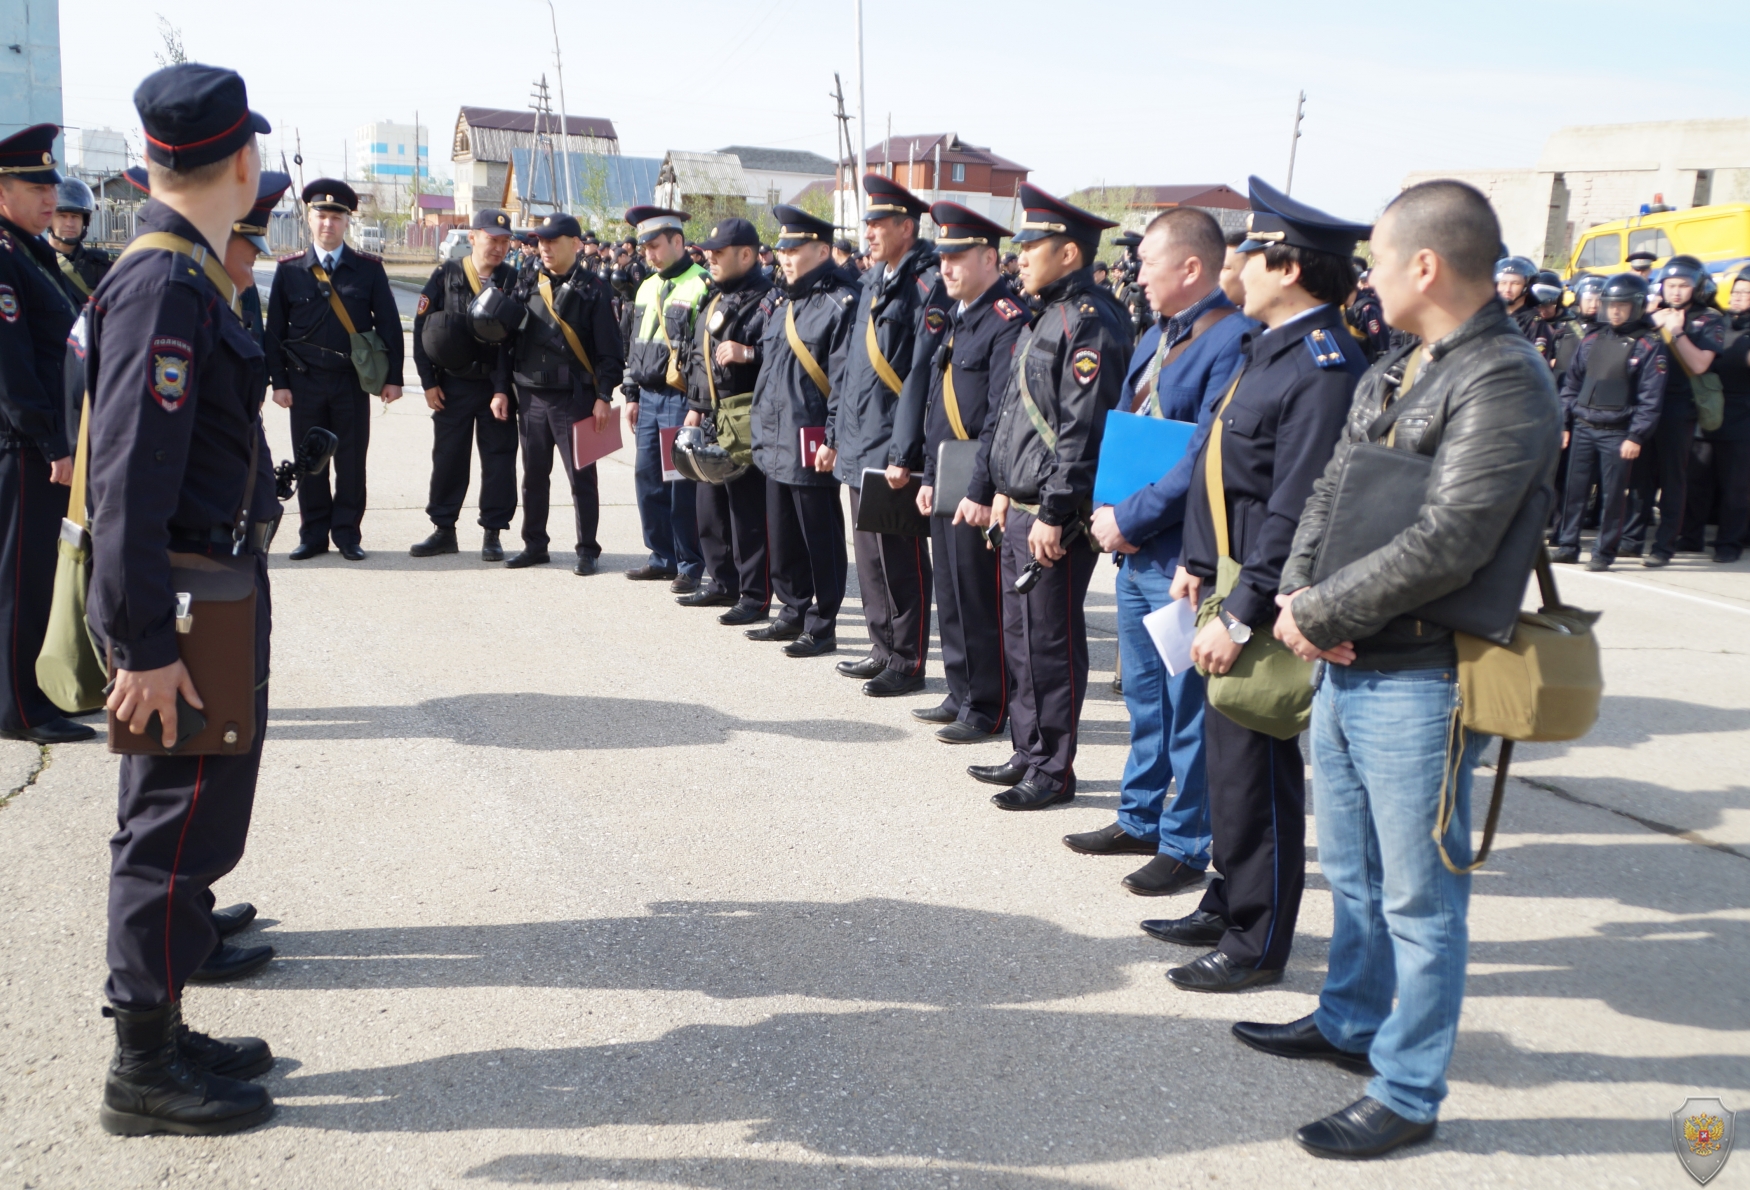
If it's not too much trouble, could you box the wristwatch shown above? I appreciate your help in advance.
[1219,609,1253,645]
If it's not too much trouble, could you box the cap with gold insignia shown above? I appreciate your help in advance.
[234,170,291,253]
[301,177,357,213]
[0,124,63,185]
[470,209,514,236]
[770,205,834,250]
[863,173,927,223]
[531,213,583,240]
[929,201,1009,255]
[1235,174,1370,256]
[698,217,759,250]
[133,63,270,169]
[623,205,689,244]
[1009,183,1117,246]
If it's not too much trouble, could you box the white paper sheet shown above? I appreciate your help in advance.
[1142,598,1199,677]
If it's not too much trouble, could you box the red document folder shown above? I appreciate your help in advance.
[799,425,826,469]
[659,426,682,482]
[570,408,625,467]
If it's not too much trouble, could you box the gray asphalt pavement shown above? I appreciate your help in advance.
[1,368,1746,1189]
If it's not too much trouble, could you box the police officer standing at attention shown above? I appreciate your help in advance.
[962,185,1131,809]
[504,213,623,575]
[87,63,280,1135]
[679,216,778,622]
[833,175,940,698]
[621,205,710,592]
[409,208,520,561]
[1151,177,1368,993]
[747,204,859,657]
[46,178,113,298]
[889,201,1027,743]
[0,124,92,745]
[265,179,402,561]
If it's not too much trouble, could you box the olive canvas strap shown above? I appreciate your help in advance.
[701,293,721,409]
[864,303,904,394]
[121,232,238,314]
[784,300,832,398]
[1201,371,1244,561]
[940,334,968,441]
[538,273,595,379]
[1015,334,1058,450]
[310,265,359,335]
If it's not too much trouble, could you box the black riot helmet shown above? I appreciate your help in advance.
[1599,272,1651,325]
[53,178,96,241]
[1570,273,1607,300]
[1494,255,1538,283]
[1531,270,1565,307]
[671,425,748,484]
[467,284,522,343]
[1656,254,1715,306]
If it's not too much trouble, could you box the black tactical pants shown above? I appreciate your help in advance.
[426,376,517,531]
[1680,436,1750,555]
[1558,422,1633,561]
[999,506,1095,792]
[1623,411,1696,559]
[767,478,845,638]
[696,466,769,604]
[516,389,600,558]
[0,446,62,732]
[848,486,932,677]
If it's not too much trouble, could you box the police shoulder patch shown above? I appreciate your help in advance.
[1653,352,1668,374]
[0,229,13,252]
[356,250,382,263]
[994,297,1025,322]
[1304,327,1347,369]
[278,251,303,263]
[0,284,17,323]
[416,294,430,316]
[1072,347,1101,385]
[924,307,946,333]
[148,336,193,412]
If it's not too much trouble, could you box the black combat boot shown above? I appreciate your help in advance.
[409,526,459,557]
[99,1003,274,1136]
[481,528,505,562]
[173,1004,275,1080]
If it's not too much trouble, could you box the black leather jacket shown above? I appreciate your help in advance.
[683,267,776,414]
[1282,299,1562,669]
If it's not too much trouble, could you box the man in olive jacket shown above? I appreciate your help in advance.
[1258,180,1561,1161]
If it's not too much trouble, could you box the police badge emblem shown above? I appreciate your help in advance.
[707,307,726,334]
[1072,348,1101,384]
[149,336,193,412]
[0,284,17,323]
[1673,1097,1735,1184]
[924,307,945,333]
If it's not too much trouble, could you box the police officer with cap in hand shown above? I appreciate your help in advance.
[964,183,1132,809]
[831,174,942,697]
[409,208,520,561]
[0,123,92,745]
[889,201,1028,742]
[504,212,624,575]
[86,62,281,1136]
[747,204,860,656]
[265,178,403,561]
[46,177,113,297]
[678,215,779,621]
[1149,176,1368,994]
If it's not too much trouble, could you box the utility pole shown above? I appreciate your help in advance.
[831,74,855,231]
[1285,90,1306,196]
[853,0,866,222]
[545,0,575,214]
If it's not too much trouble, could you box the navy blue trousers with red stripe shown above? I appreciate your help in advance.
[930,514,1007,733]
[0,446,65,733]
[999,507,1095,792]
[696,464,769,605]
[105,562,270,1010]
[848,487,932,677]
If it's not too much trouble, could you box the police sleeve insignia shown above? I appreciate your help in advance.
[416,294,430,316]
[994,298,1025,322]
[149,336,193,412]
[1072,348,1101,385]
[924,307,946,333]
[0,285,17,323]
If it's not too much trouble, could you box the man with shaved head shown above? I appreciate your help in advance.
[1247,179,1561,1159]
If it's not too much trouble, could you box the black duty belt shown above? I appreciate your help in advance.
[168,520,278,557]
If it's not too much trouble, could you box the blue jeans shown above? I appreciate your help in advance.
[633,388,702,578]
[1114,559,1210,866]
[1311,664,1488,1125]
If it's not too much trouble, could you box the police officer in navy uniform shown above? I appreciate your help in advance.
[963,184,1132,809]
[890,201,1027,743]
[226,171,292,346]
[0,124,93,745]
[265,179,403,561]
[87,63,281,1136]
[679,216,778,622]
[409,208,520,561]
[503,213,624,575]
[832,175,942,697]
[746,205,859,657]
[1150,177,1368,993]
[46,178,114,298]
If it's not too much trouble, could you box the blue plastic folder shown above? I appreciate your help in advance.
[1093,410,1197,506]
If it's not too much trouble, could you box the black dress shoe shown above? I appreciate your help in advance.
[1716,548,1742,564]
[677,586,735,607]
[746,618,803,642]
[573,555,597,576]
[504,549,551,569]
[287,541,327,561]
[480,529,505,562]
[1294,1096,1435,1160]
[836,655,885,679]
[337,543,366,562]
[625,564,678,581]
[1141,909,1229,945]
[1123,854,1208,896]
[211,903,256,938]
[5,716,97,744]
[719,599,768,626]
[1166,949,1282,993]
[1643,553,1671,568]
[185,942,274,985]
[1063,822,1157,856]
[409,527,458,557]
[968,761,1026,787]
[1232,1015,1374,1075]
[782,632,837,658]
[911,702,957,724]
[935,720,994,744]
[991,779,1073,811]
[670,575,699,595]
[1547,548,1579,564]
[864,669,924,697]
[1585,554,1611,571]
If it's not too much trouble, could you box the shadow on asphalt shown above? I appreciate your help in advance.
[267,695,907,749]
[462,1153,1103,1187]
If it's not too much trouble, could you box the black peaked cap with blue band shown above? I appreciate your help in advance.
[1235,174,1370,257]
[0,124,63,185]
[1009,183,1117,245]
[929,202,1009,254]
[771,204,834,250]
[863,174,928,223]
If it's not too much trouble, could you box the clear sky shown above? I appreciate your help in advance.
[59,0,1750,220]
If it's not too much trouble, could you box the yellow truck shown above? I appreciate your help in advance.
[1566,203,1750,306]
